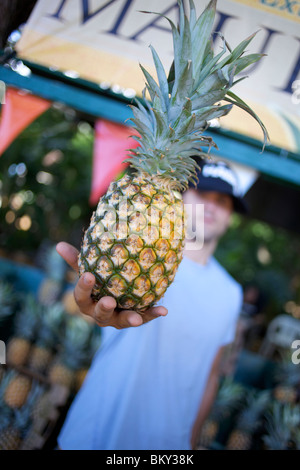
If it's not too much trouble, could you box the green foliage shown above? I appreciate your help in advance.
[215,213,300,319]
[0,106,93,254]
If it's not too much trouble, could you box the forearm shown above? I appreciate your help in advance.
[190,372,220,449]
[190,345,229,450]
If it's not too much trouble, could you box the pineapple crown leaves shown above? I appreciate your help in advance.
[275,350,300,386]
[13,293,40,340]
[57,316,98,370]
[0,403,14,431]
[234,389,271,432]
[44,245,67,282]
[127,0,268,189]
[0,370,13,401]
[0,280,17,320]
[62,316,94,350]
[263,401,300,449]
[35,302,65,348]
[5,389,42,438]
[275,358,300,387]
[21,380,44,412]
[7,381,44,434]
[210,376,245,419]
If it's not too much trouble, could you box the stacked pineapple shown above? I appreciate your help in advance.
[79,0,268,311]
[262,401,300,450]
[0,280,18,341]
[273,353,300,405]
[0,369,46,450]
[37,244,67,306]
[6,293,40,367]
[49,315,101,390]
[28,302,65,373]
[0,274,99,449]
[196,377,245,449]
[226,389,270,450]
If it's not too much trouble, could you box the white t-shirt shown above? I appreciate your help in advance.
[58,255,242,450]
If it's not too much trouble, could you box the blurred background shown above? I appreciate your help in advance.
[0,0,300,451]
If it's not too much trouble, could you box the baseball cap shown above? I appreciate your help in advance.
[190,159,248,214]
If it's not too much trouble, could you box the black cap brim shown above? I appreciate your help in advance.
[190,166,249,214]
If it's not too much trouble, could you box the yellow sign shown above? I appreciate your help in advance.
[235,0,300,22]
[15,0,300,152]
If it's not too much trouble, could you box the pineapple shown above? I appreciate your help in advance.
[294,428,300,450]
[28,302,65,373]
[196,376,245,449]
[38,244,67,306]
[226,389,270,450]
[0,369,32,409]
[273,353,300,404]
[0,280,17,319]
[48,315,100,390]
[0,381,43,450]
[0,280,17,341]
[0,365,5,384]
[0,403,16,450]
[6,293,40,367]
[78,0,268,312]
[262,401,300,450]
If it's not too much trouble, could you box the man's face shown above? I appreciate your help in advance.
[183,189,234,244]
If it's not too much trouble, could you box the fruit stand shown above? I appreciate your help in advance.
[0,250,101,450]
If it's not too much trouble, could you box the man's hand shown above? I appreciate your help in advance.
[56,242,168,329]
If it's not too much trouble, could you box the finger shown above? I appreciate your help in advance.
[146,305,168,317]
[73,272,97,316]
[115,306,167,329]
[93,296,118,326]
[56,242,79,273]
[139,305,168,325]
[115,310,144,329]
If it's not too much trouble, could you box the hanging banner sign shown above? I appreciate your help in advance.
[0,88,51,156]
[90,119,139,204]
[15,0,300,152]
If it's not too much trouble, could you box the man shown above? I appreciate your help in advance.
[56,159,247,450]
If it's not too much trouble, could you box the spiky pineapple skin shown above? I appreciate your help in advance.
[28,346,53,373]
[78,0,268,313]
[197,419,219,448]
[0,427,21,450]
[226,429,252,450]
[273,385,298,404]
[79,173,185,312]
[48,362,75,389]
[3,374,32,409]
